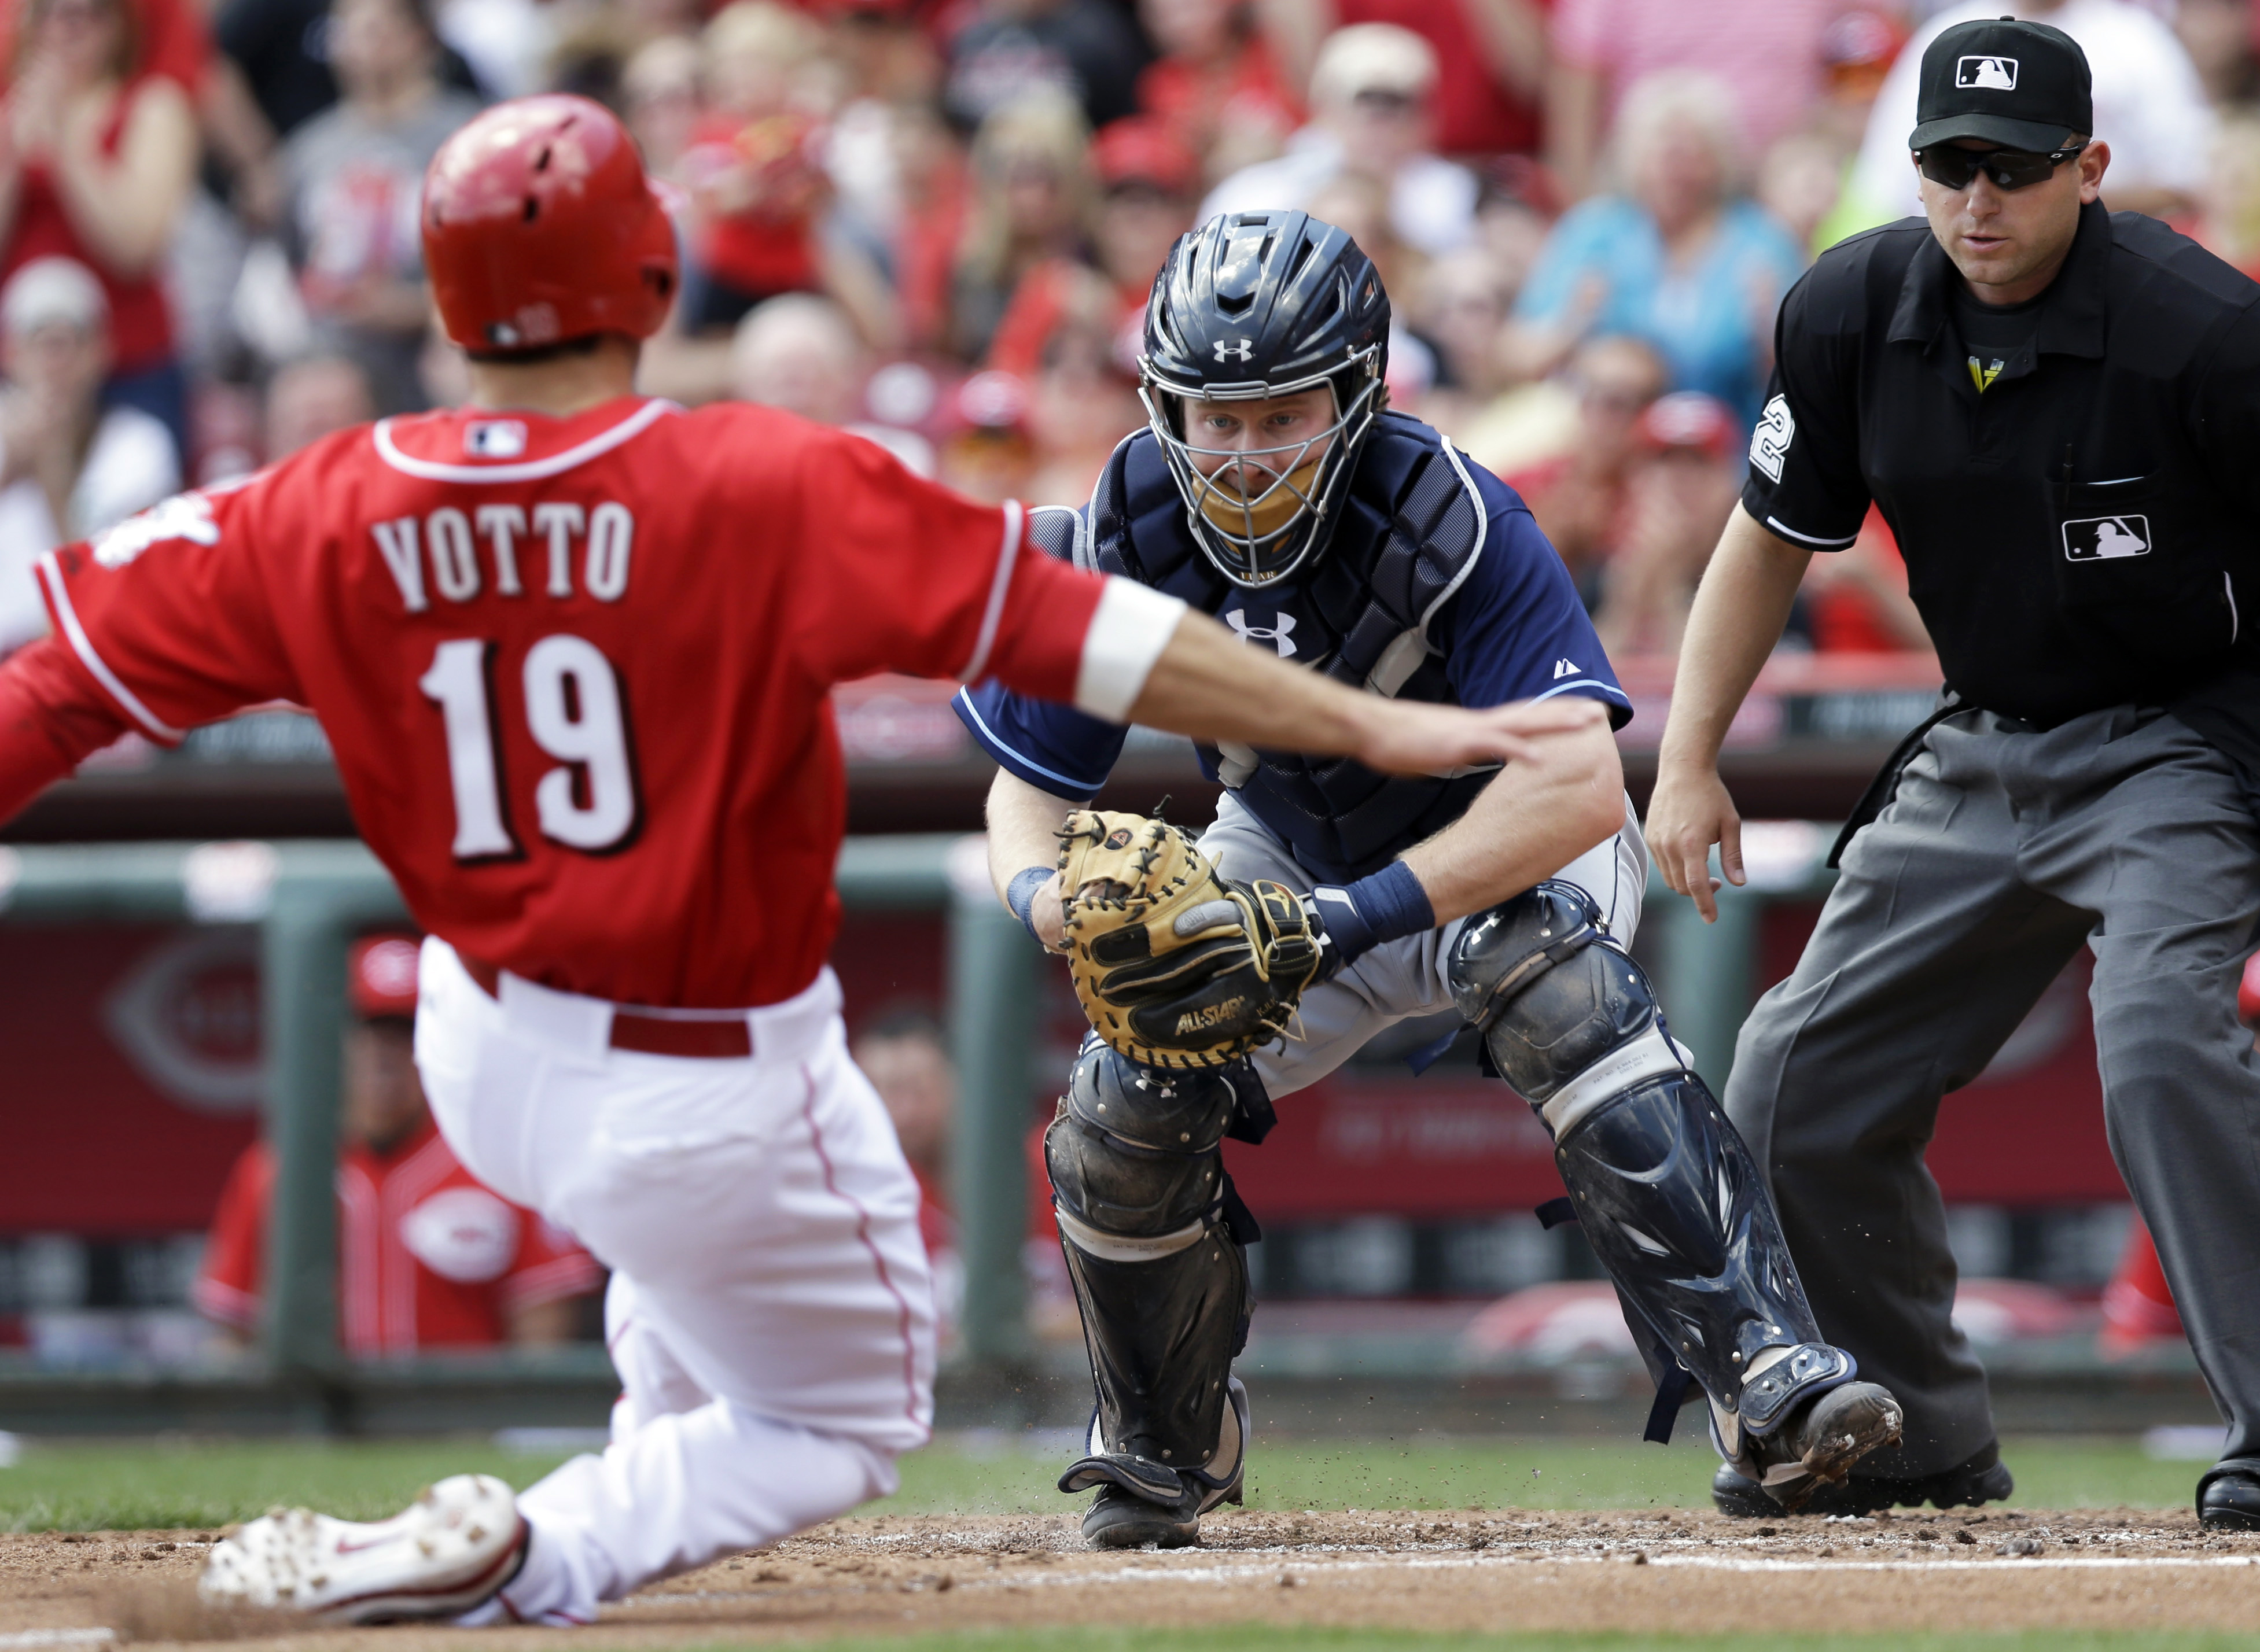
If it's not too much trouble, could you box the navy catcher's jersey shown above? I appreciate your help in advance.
[954,414,1629,884]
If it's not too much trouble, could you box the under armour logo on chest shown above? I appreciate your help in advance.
[1225,609,1297,657]
[1213,338,1255,363]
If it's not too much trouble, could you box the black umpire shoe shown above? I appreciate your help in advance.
[2198,1467,2260,1531]
[1713,1440,2014,1518]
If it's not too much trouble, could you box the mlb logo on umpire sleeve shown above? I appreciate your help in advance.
[2062,515,2151,561]
[1956,56,2018,90]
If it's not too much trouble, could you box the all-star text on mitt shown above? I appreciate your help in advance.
[1057,809,1329,1070]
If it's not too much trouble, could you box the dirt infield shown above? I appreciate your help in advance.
[3,1508,2259,1647]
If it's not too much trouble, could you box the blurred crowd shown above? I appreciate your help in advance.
[0,0,2256,659]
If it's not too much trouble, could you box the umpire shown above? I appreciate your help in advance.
[1648,15,2260,1528]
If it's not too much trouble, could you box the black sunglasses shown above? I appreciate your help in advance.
[1916,142,2086,192]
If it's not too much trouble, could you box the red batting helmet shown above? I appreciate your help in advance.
[422,94,679,354]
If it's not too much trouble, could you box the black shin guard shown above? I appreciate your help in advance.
[1046,1042,1257,1478]
[1452,883,1852,1442]
[1058,1233,1252,1472]
[1555,1072,1843,1428]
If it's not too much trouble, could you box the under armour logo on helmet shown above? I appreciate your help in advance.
[1213,337,1255,363]
[1225,609,1297,658]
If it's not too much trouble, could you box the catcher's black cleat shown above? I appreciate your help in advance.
[2198,1467,2260,1531]
[1063,1376,1247,1550]
[1081,1481,1208,1549]
[1714,1439,2012,1518]
[1715,1380,1904,1514]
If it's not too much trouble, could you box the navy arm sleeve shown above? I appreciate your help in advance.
[953,677,1129,801]
[1431,467,1633,726]
[952,502,1129,800]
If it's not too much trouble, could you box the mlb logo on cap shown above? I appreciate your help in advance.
[1912,17,2090,153]
[1956,56,2017,90]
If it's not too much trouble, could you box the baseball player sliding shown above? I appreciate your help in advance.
[966,210,1904,1550]
[0,98,1587,1625]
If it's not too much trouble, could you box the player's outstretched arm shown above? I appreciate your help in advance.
[1646,504,1812,923]
[0,639,142,828]
[1398,710,1625,926]
[1128,607,1612,777]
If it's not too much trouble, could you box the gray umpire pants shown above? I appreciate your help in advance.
[1725,704,2260,1479]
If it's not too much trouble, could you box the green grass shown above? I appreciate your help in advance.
[0,1439,579,1531]
[0,1433,2205,1533]
[871,1433,2201,1518]
[674,1634,2260,1652]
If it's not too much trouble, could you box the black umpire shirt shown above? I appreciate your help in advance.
[1743,198,2260,772]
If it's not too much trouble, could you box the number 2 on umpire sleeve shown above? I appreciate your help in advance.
[419,635,642,860]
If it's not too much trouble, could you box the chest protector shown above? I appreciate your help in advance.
[1073,412,1492,883]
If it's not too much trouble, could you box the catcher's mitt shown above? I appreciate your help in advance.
[1057,809,1328,1070]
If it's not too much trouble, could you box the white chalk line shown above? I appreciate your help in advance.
[630,1547,2260,1608]
[0,1629,117,1648]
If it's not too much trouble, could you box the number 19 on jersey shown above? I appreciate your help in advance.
[419,635,642,860]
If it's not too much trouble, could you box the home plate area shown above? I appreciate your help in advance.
[7,1509,2260,1645]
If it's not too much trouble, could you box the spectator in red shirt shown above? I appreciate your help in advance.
[0,0,200,463]
[1492,331,1664,607]
[1801,507,1929,655]
[950,87,1094,360]
[194,934,601,1356]
[682,1,830,331]
[1588,387,1738,657]
[1260,0,1546,158]
[1136,0,1298,184]
[985,114,1195,381]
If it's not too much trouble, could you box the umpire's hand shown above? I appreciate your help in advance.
[1646,761,1744,925]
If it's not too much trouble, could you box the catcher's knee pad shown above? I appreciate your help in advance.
[1449,884,1848,1436]
[1046,1041,1243,1249]
[1046,1041,1255,1471]
[1450,881,1681,1126]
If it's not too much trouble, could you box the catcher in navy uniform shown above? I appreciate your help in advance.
[961,210,1904,1549]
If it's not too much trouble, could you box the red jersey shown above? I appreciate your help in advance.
[194,1120,600,1355]
[1,397,1140,1006]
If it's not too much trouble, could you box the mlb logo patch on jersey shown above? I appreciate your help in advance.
[2062,515,2150,561]
[1956,55,2018,90]
[464,421,529,459]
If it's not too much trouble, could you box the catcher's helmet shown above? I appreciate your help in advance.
[422,95,679,355]
[1139,210,1389,589]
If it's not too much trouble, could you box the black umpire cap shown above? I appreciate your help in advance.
[1908,16,2092,152]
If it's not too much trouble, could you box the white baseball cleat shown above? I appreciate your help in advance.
[199,1472,527,1624]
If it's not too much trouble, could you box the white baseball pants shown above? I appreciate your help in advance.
[1197,790,1651,1097]
[413,939,935,1625]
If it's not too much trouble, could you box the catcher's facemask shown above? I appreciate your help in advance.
[1140,352,1382,591]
